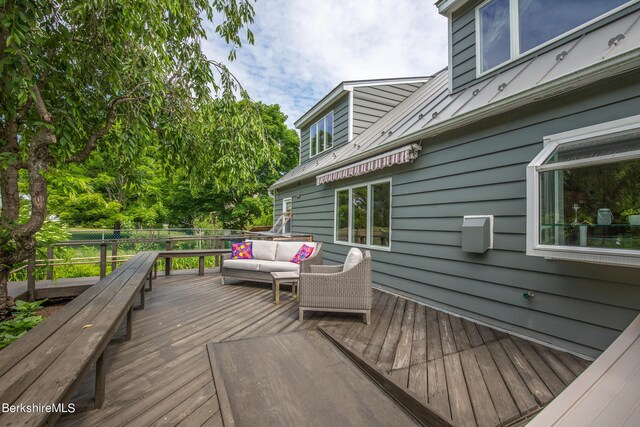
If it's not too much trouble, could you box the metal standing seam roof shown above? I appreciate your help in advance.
[271,9,640,190]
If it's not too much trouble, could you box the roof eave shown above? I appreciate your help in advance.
[435,0,470,17]
[293,83,347,129]
[271,49,640,191]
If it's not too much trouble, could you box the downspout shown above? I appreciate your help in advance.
[268,188,276,228]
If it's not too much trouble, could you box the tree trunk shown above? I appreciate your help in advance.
[114,220,122,239]
[0,267,14,319]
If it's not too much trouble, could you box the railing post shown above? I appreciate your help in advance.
[99,243,107,279]
[27,250,36,302]
[46,246,54,280]
[111,242,118,272]
[165,240,172,276]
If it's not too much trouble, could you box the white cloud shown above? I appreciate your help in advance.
[201,0,448,128]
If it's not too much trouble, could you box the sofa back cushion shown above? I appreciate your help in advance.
[275,241,317,262]
[247,240,277,261]
[343,248,363,272]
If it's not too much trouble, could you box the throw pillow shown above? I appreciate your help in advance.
[290,244,315,264]
[231,241,253,259]
[343,248,363,272]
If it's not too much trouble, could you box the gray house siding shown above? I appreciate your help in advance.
[352,83,424,138]
[300,95,349,165]
[451,2,477,92]
[450,1,640,93]
[275,70,640,358]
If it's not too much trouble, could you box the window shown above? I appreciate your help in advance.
[309,112,334,157]
[477,0,630,73]
[335,180,391,249]
[526,115,640,267]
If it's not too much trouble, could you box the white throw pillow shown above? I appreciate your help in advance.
[343,248,363,272]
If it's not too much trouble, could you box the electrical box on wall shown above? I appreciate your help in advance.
[462,215,494,253]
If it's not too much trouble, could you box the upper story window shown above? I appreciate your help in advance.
[526,115,640,267]
[477,0,631,74]
[310,112,334,157]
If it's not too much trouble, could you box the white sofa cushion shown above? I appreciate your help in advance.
[247,240,277,261]
[223,259,262,271]
[343,248,363,272]
[275,241,317,262]
[258,261,300,273]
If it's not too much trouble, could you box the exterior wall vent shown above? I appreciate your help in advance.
[462,215,494,253]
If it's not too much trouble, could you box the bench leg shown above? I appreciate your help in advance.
[153,261,158,279]
[135,286,145,310]
[126,306,133,341]
[199,256,205,276]
[95,351,107,409]
[364,310,371,325]
[147,270,153,291]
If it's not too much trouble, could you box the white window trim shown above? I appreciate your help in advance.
[282,197,292,213]
[475,0,637,77]
[334,178,392,251]
[309,111,335,159]
[526,114,640,267]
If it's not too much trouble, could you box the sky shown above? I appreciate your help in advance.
[201,0,449,129]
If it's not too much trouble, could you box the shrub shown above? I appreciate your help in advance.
[0,299,48,349]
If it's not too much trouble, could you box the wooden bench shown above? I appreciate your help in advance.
[0,251,157,426]
[157,249,230,277]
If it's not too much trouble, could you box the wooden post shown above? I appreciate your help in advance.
[111,242,118,272]
[165,240,172,276]
[126,306,133,341]
[95,351,106,409]
[147,269,153,291]
[199,256,205,276]
[27,251,36,302]
[46,246,54,280]
[99,243,107,279]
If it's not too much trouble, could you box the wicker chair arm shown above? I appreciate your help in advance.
[299,243,323,273]
[309,265,343,273]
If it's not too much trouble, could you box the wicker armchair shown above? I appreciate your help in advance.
[298,250,372,324]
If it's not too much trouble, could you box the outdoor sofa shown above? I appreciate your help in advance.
[221,240,322,284]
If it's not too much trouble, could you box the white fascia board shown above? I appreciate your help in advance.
[436,0,471,16]
[294,84,346,129]
[343,76,433,90]
[273,49,640,190]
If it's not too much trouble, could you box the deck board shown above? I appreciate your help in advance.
[55,273,590,427]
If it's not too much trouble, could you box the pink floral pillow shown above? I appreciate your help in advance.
[231,241,253,259]
[290,244,314,264]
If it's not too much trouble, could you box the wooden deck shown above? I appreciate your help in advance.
[58,273,590,426]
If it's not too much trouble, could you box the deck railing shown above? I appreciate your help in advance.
[12,231,313,301]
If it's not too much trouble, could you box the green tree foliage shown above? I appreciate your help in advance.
[0,0,274,316]
[164,102,299,230]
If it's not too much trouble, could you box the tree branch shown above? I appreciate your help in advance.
[65,95,148,163]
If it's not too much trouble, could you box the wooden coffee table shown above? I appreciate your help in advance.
[270,271,299,304]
